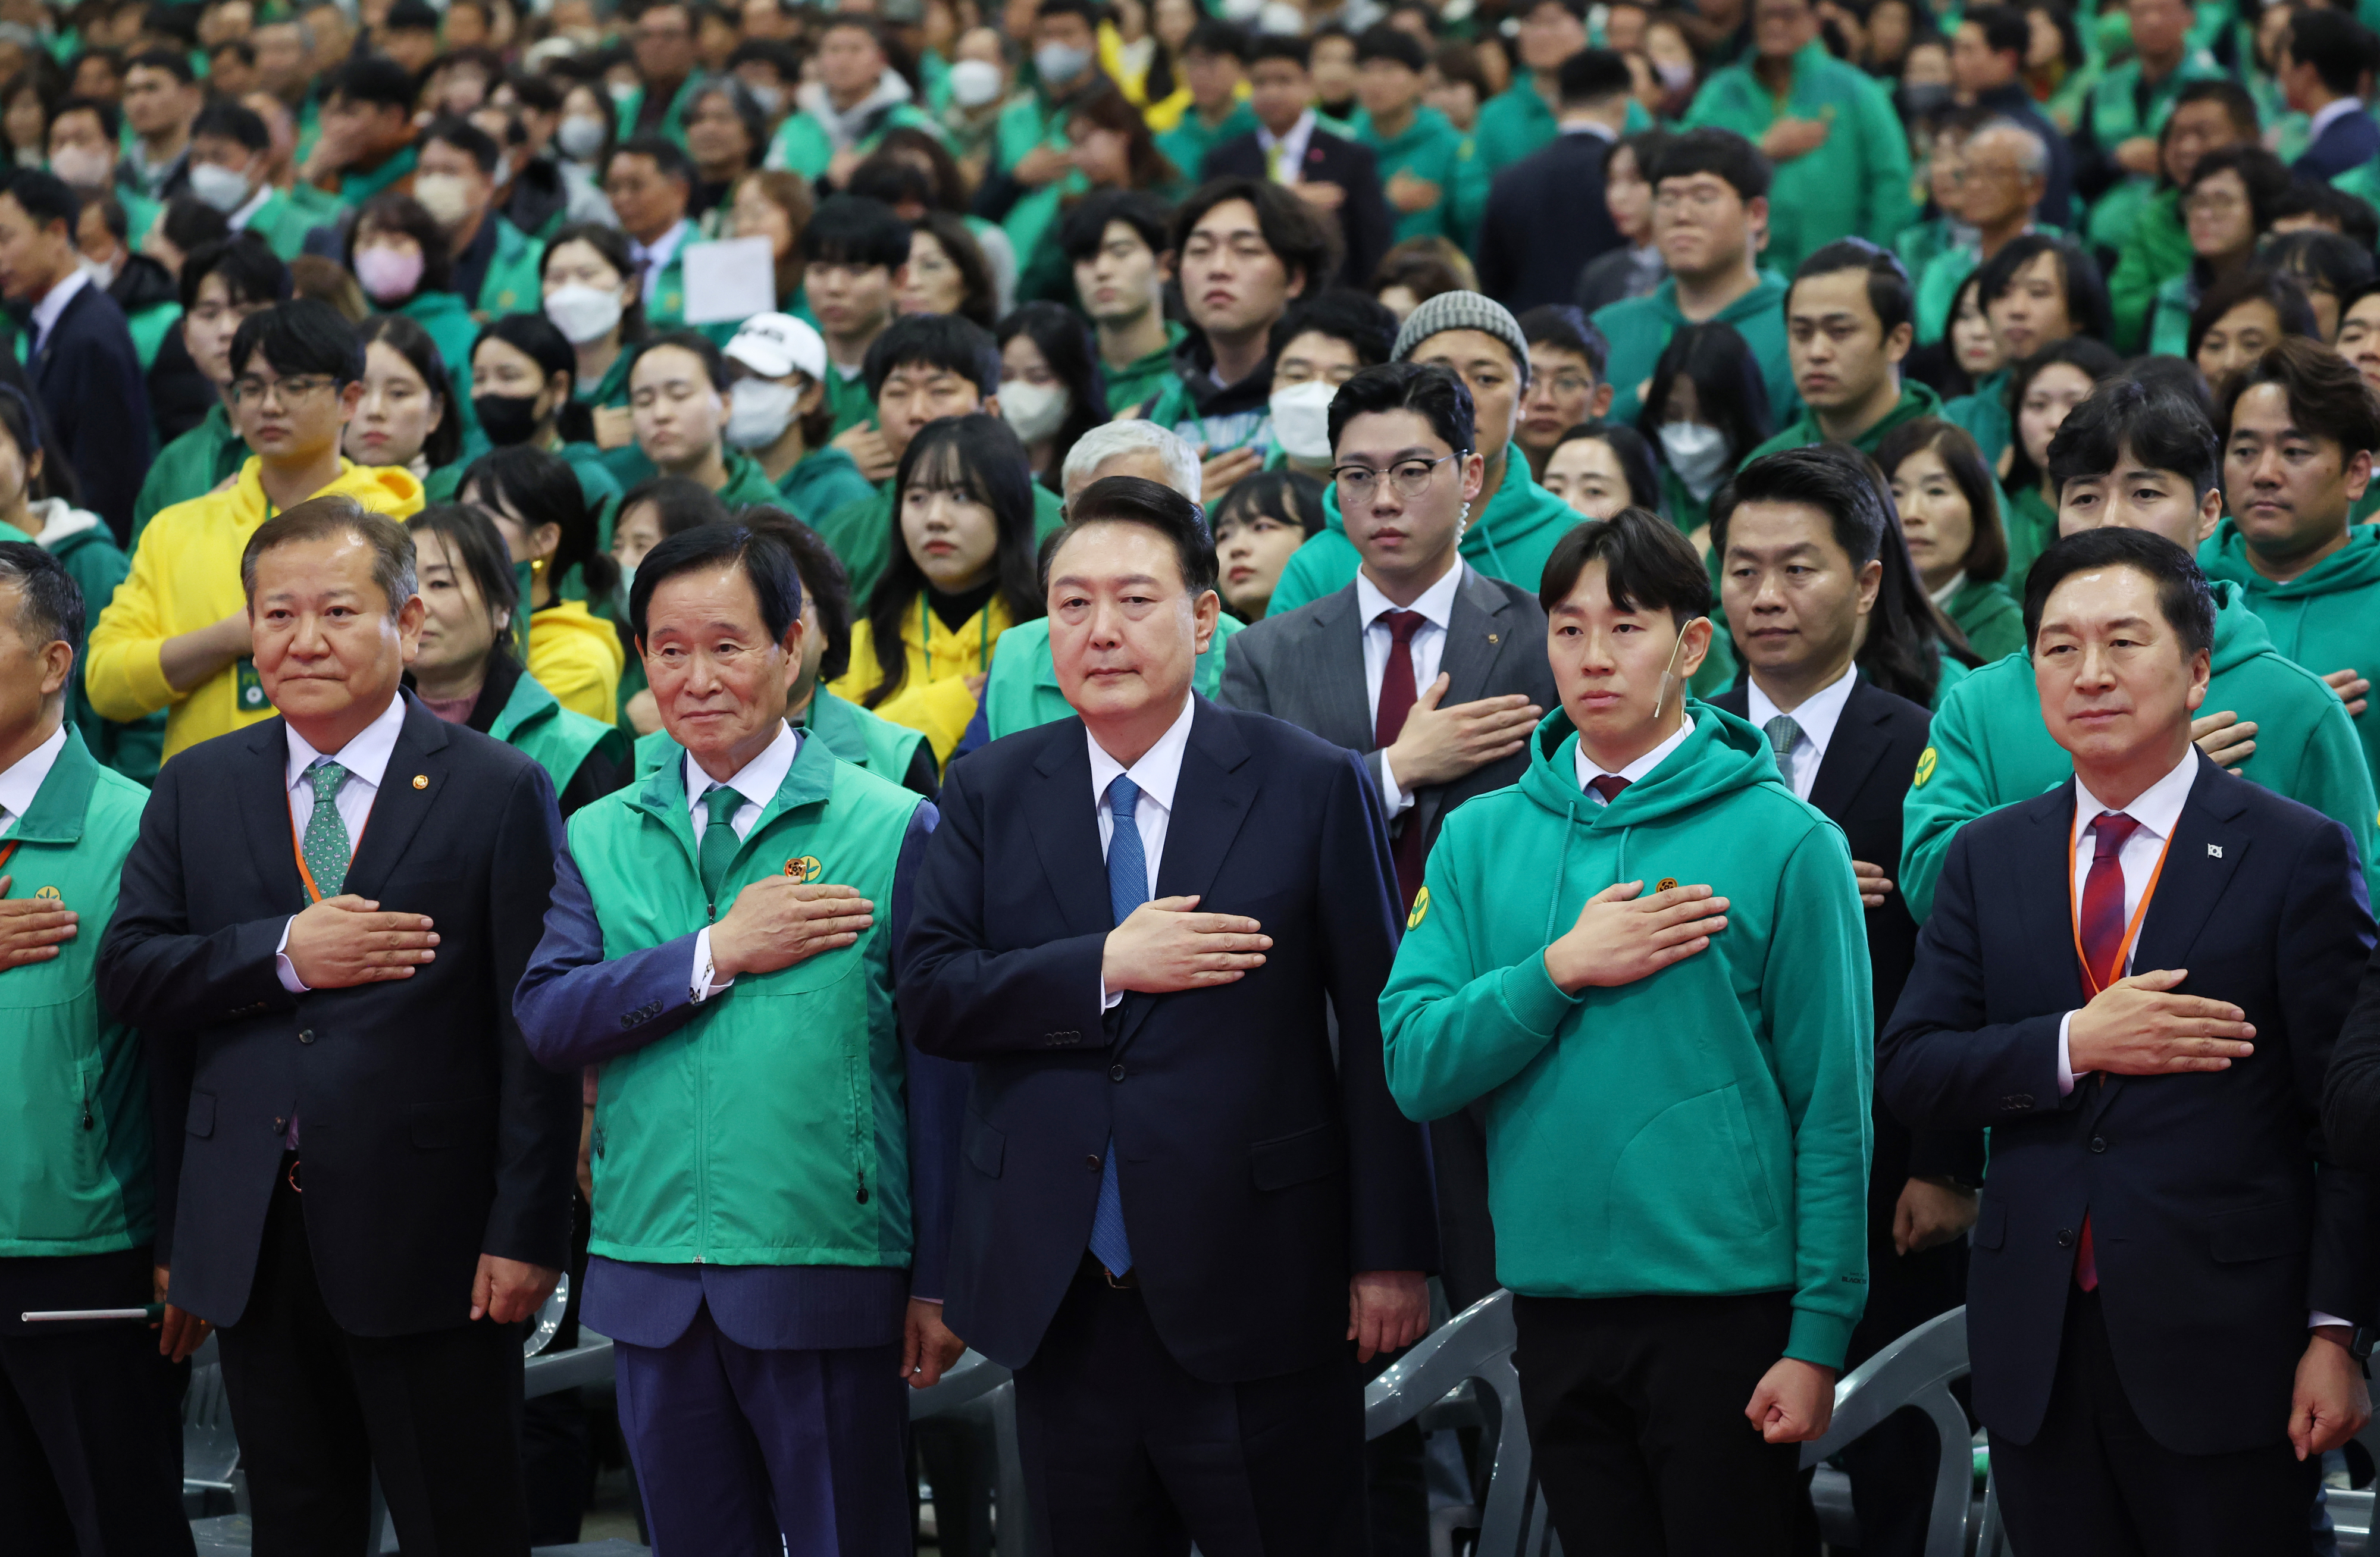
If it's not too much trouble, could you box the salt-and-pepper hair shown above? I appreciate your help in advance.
[1061,419,1201,506]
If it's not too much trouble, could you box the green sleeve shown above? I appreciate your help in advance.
[1855,80,1916,248]
[2107,218,2170,353]
[2272,689,2380,907]
[1264,530,1360,617]
[1759,824,1875,1370]
[1898,671,1996,927]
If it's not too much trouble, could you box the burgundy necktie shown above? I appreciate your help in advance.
[1374,610,1430,909]
[2074,810,2140,1292]
[1588,775,1630,804]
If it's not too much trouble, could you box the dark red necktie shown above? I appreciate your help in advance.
[1374,609,1430,910]
[1588,775,1630,804]
[2074,810,2139,1292]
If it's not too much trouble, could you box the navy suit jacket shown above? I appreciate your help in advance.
[30,278,154,541]
[1202,129,1394,292]
[2296,105,2380,183]
[901,696,1438,1382]
[1878,753,2380,1455]
[1475,130,1624,312]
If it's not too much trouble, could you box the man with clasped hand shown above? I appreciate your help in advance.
[98,496,577,1556]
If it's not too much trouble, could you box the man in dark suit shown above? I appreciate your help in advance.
[1880,527,2379,1556]
[0,168,154,542]
[901,474,1439,1553]
[1204,35,1394,290]
[2283,8,2380,183]
[1475,49,1630,312]
[98,497,579,1556]
[1710,447,1980,1557]
[1223,361,1551,1312]
[1950,7,2075,226]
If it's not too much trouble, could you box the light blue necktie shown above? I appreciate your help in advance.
[1089,775,1147,1277]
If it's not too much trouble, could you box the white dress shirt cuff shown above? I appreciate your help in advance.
[690,926,734,1003]
[275,916,309,994]
[1100,977,1121,1011]
[1377,747,1413,817]
[2313,1311,2353,1331]
[2056,1011,2077,1096]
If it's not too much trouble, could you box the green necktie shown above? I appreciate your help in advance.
[1764,713,1804,791]
[698,783,743,911]
[302,760,352,897]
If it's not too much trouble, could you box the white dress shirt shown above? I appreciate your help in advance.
[274,692,409,993]
[629,218,693,307]
[1256,108,1317,184]
[228,182,274,234]
[2309,96,2367,147]
[1089,694,1198,1009]
[1357,560,1463,816]
[27,265,88,358]
[1575,714,1692,798]
[687,721,803,1001]
[1745,665,1858,802]
[0,723,67,834]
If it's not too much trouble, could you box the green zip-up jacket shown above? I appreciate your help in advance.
[1742,380,1944,466]
[1594,271,1800,427]
[767,98,940,180]
[130,400,245,550]
[634,685,928,785]
[777,444,878,526]
[1264,455,1579,618]
[1900,580,2380,923]
[2107,186,2189,352]
[1354,104,1465,243]
[813,480,1067,608]
[1941,369,2011,471]
[0,730,156,1256]
[1941,575,2024,661]
[978,613,1242,740]
[477,215,547,318]
[610,76,704,150]
[1681,41,1915,277]
[2199,520,2380,791]
[2079,50,2226,252]
[1104,321,1189,416]
[1379,703,1873,1369]
[1155,103,1259,183]
[571,734,925,1265]
[424,440,622,527]
[597,446,785,513]
[492,665,630,795]
[239,187,325,262]
[36,507,162,783]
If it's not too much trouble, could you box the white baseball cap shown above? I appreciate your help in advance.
[724,312,829,385]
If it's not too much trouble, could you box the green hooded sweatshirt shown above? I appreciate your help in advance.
[2199,520,2380,789]
[1900,580,2380,924]
[1941,575,2024,662]
[1593,272,1800,428]
[813,481,1067,609]
[1263,455,1579,618]
[1742,380,1945,468]
[1379,702,1874,1370]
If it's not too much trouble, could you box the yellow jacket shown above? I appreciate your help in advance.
[829,593,1021,767]
[86,458,425,763]
[528,598,625,724]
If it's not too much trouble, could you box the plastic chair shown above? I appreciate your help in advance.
[908,1349,1039,1556]
[523,1271,571,1359]
[180,1334,242,1519]
[1798,1306,1976,1557]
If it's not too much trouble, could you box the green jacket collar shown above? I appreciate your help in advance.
[1778,379,1944,452]
[10,726,98,845]
[628,720,840,854]
[488,665,560,745]
[2200,518,2380,597]
[804,689,874,765]
[1645,269,1789,328]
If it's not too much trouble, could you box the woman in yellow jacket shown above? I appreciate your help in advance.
[829,415,1044,767]
[456,444,625,724]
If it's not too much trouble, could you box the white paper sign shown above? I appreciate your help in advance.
[680,235,777,326]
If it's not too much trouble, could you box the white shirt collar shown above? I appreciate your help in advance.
[1354,556,1463,634]
[631,218,691,269]
[0,722,67,830]
[29,265,87,346]
[684,719,801,813]
[1559,118,1618,140]
[1745,663,1858,760]
[1927,570,1966,610]
[285,690,408,793]
[1255,109,1317,178]
[2071,747,2199,850]
[1574,712,1693,794]
[1087,693,1198,817]
[2310,97,2366,141]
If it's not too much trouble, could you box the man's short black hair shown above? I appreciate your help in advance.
[1713,442,1887,569]
[2273,181,2380,250]
[2186,265,2320,365]
[180,230,290,312]
[1790,237,1915,338]
[1248,34,1312,69]
[212,37,256,68]
[1974,233,2111,341]
[49,96,122,146]
[1326,360,1477,459]
[2288,7,2378,98]
[2266,228,2378,307]
[2022,527,2216,657]
[863,313,1001,400]
[1036,0,1103,27]
[1171,177,1342,300]
[1060,188,1174,262]
[1539,507,1712,625]
[326,55,416,112]
[0,540,85,653]
[1,169,77,234]
[629,523,805,649]
[1355,23,1429,71]
[1647,126,1772,202]
[2046,376,2221,503]
[1556,46,1633,106]
[1060,475,1220,597]
[1185,17,1250,58]
[191,99,270,154]
[1963,4,2030,60]
[1274,288,1399,371]
[631,328,729,391]
[726,38,803,76]
[1518,304,1609,378]
[2172,77,2258,136]
[163,193,231,254]
[124,46,195,84]
[422,114,503,177]
[384,0,441,31]
[2218,334,2380,461]
[611,133,693,186]
[799,193,913,271]
[229,297,367,384]
[86,192,127,246]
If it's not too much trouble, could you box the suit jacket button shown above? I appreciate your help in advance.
[1109,1064,1126,1082]
[271,1117,286,1133]
[1085,1155,1101,1171]
[2056,1228,2075,1248]
[298,1029,314,1045]
[2090,1135,2107,1153]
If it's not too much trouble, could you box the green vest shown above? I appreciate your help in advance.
[0,732,155,1256]
[635,687,927,782]
[571,734,923,1266]
[980,614,1241,740]
[477,216,547,318]
[490,666,629,794]
[611,76,704,150]
[126,302,179,372]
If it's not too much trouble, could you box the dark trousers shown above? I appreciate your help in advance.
[1835,1235,1971,1557]
[1429,1108,1498,1314]
[1992,1286,2318,1557]
[216,1156,529,1557]
[0,1249,193,1557]
[611,1299,909,1557]
[1013,1257,1367,1557]
[1514,1290,1803,1557]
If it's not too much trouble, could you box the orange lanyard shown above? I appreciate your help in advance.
[0,838,16,879]
[2065,810,2175,997]
[287,795,364,906]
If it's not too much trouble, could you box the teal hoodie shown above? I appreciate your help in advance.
[1264,455,1580,618]
[1380,702,1874,1370]
[2199,519,2380,788]
[1593,271,1801,428]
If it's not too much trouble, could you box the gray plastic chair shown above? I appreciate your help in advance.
[1799,1305,1975,1557]
[908,1349,1039,1556]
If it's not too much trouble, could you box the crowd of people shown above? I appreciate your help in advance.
[11,0,2380,1550]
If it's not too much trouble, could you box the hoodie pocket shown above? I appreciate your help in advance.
[1608,1085,1781,1261]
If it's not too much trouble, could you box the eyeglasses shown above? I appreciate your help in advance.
[1653,184,1734,215]
[228,374,338,408]
[2183,190,2247,217]
[1332,454,1458,502]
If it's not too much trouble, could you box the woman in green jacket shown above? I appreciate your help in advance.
[1636,320,1774,544]
[1879,417,2027,662]
[1994,338,2122,584]
[541,223,649,436]
[348,192,483,447]
[464,312,628,521]
[346,314,465,490]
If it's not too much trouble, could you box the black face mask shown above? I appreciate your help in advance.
[472,391,541,446]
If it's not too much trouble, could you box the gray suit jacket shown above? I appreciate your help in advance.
[1219,562,1557,863]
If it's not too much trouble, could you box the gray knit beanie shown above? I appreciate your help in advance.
[1391,290,1531,382]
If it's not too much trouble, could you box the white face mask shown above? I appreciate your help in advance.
[544,282,625,344]
[1268,380,1338,463]
[948,58,1005,108]
[1220,0,1264,20]
[1654,58,1696,92]
[1257,1,1305,33]
[413,171,475,229]
[725,376,801,448]
[1000,381,1072,444]
[48,143,109,190]
[188,159,253,213]
[745,82,784,115]
[1034,42,1093,85]
[1658,421,1732,500]
[556,115,608,161]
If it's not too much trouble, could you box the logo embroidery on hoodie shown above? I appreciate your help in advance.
[785,855,823,884]
[1407,886,1430,929]
[1914,746,1939,786]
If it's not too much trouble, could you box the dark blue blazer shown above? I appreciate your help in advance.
[1201,129,1395,293]
[1878,753,2380,1455]
[30,278,154,541]
[1476,130,1624,312]
[2296,106,2380,183]
[96,694,580,1337]
[900,696,1438,1383]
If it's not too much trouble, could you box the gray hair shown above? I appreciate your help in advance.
[1973,119,2051,182]
[1061,419,1201,506]
[240,495,418,618]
